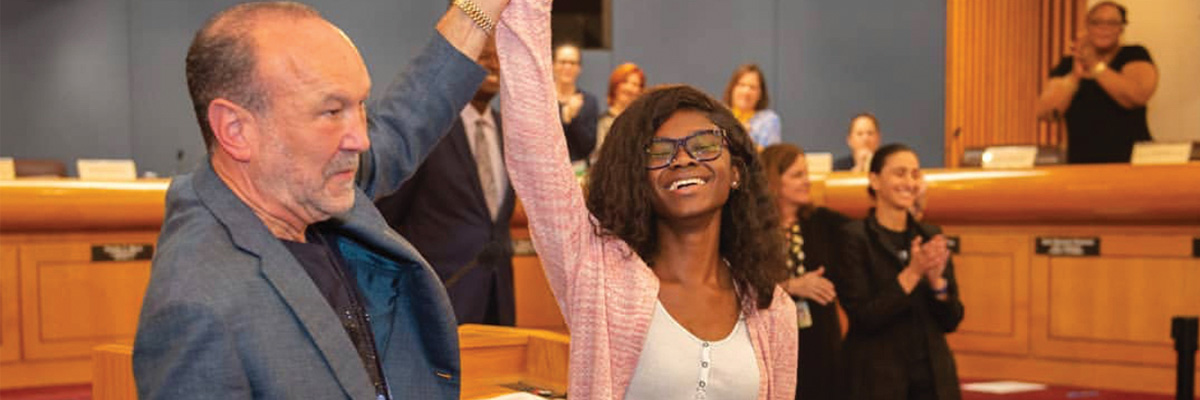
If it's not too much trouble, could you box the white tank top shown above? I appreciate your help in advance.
[623,301,760,400]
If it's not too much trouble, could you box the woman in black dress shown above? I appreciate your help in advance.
[834,143,964,400]
[762,143,849,400]
[1036,1,1158,163]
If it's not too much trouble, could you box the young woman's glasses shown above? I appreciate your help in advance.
[645,129,728,170]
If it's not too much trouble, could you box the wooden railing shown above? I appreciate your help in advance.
[816,162,1200,224]
[0,179,169,232]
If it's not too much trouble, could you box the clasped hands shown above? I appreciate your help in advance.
[785,266,837,306]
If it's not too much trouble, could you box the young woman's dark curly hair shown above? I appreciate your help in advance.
[586,84,787,309]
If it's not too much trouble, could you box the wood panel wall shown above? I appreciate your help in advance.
[945,0,1087,167]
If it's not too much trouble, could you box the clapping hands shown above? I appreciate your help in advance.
[1070,32,1099,79]
[905,234,950,280]
[560,93,584,123]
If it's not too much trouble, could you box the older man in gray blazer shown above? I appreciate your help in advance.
[132,1,507,399]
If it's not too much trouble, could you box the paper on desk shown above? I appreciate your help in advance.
[962,381,1048,394]
[483,393,546,400]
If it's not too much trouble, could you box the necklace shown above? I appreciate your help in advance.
[783,222,805,276]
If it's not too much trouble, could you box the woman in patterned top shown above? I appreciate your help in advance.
[762,143,850,400]
[494,3,798,397]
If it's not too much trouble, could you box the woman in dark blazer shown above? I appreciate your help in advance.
[834,143,965,400]
[762,143,849,400]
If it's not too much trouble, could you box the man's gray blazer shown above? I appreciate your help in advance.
[133,34,485,400]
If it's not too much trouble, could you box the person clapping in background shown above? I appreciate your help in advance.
[554,43,601,167]
[834,144,965,400]
[1036,1,1158,164]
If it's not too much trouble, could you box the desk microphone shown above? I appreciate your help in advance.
[174,149,185,176]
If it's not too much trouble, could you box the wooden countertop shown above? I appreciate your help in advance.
[3,162,1197,233]
[816,162,1200,225]
[0,179,170,232]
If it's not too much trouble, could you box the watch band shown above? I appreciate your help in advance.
[454,0,496,34]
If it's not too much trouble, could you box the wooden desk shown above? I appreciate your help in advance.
[815,163,1200,394]
[459,324,569,399]
[509,201,567,333]
[91,325,569,400]
[8,163,1200,393]
[0,179,167,389]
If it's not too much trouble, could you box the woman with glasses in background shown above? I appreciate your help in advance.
[1036,1,1158,164]
[553,43,601,166]
[497,8,799,396]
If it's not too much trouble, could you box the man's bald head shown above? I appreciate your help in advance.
[185,2,322,151]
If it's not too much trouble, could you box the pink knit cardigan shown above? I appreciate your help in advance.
[496,1,798,399]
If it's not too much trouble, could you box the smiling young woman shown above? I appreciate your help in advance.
[495,5,798,396]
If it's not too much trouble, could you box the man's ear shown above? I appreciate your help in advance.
[207,98,258,162]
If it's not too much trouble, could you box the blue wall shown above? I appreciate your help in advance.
[0,0,945,175]
[2,0,444,175]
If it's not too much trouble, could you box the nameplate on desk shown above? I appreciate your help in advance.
[945,236,960,254]
[805,152,833,176]
[77,159,137,181]
[982,146,1038,169]
[0,157,14,180]
[1035,237,1100,256]
[1131,142,1193,165]
[91,244,154,262]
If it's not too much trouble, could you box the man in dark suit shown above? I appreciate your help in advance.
[376,37,516,326]
[132,1,506,399]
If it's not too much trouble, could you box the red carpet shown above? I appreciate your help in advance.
[962,379,1188,400]
[0,382,1189,400]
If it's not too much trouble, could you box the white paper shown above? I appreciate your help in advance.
[1131,141,1193,165]
[982,146,1038,169]
[961,380,1048,394]
[0,157,14,180]
[77,158,138,181]
[805,152,833,176]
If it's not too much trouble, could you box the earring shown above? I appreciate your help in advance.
[731,180,740,189]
